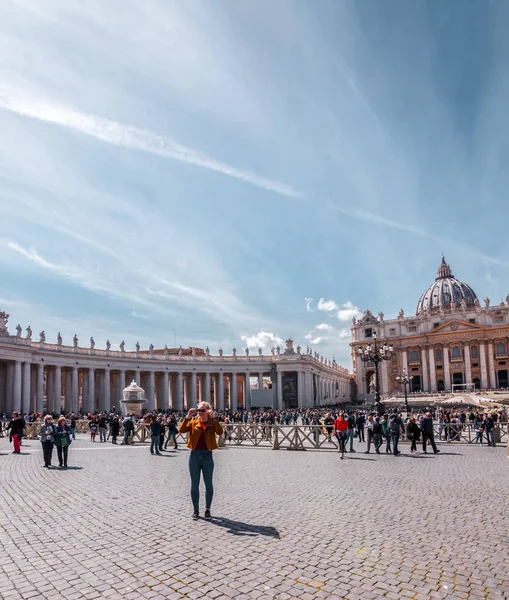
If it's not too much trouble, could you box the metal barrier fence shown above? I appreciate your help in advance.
[3,421,507,450]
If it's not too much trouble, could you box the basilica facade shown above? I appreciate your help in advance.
[352,257,509,401]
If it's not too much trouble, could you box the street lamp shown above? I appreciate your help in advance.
[396,370,413,415]
[357,332,394,416]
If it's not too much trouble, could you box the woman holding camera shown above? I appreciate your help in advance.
[179,401,223,520]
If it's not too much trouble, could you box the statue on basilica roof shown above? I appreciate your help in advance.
[484,297,490,308]
[26,326,32,340]
[16,324,22,337]
[0,310,9,334]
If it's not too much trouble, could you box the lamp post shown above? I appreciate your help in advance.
[357,332,393,416]
[396,370,413,415]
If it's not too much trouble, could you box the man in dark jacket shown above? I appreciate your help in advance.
[356,413,365,442]
[388,410,404,455]
[150,415,161,455]
[347,411,356,452]
[421,412,440,454]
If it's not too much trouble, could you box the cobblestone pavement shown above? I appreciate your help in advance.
[0,435,507,600]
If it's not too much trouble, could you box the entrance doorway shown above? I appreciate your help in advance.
[472,378,480,390]
[437,380,445,392]
[497,370,508,389]
[411,375,421,393]
[452,372,464,388]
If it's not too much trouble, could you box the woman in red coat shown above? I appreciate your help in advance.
[334,412,349,459]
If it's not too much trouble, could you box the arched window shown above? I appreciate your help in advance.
[497,342,507,356]
[435,349,442,361]
[471,346,478,359]
[452,346,461,359]
[410,349,419,362]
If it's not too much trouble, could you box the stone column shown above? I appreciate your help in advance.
[46,367,54,414]
[428,347,437,392]
[36,363,44,414]
[421,348,429,392]
[258,372,264,391]
[355,355,364,397]
[464,343,472,385]
[84,368,94,414]
[175,372,184,411]
[22,361,32,413]
[480,342,488,389]
[381,361,389,397]
[203,372,211,405]
[402,350,408,374]
[244,373,250,409]
[443,345,451,391]
[230,373,238,411]
[64,369,71,413]
[72,367,79,414]
[145,371,155,412]
[297,370,304,408]
[216,374,224,411]
[135,369,141,386]
[54,366,62,415]
[13,360,22,413]
[118,370,126,405]
[276,370,282,410]
[103,368,111,412]
[190,372,197,407]
[488,343,496,388]
[161,373,169,411]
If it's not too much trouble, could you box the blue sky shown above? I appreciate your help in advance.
[1,0,509,367]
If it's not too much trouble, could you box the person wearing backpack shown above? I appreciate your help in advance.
[483,413,495,447]
[388,410,404,456]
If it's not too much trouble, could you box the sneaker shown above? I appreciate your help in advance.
[192,511,199,520]
[340,455,344,460]
[204,509,211,520]
[349,449,355,453]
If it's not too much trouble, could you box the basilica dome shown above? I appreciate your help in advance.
[416,256,479,315]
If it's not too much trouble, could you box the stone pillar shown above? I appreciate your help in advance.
[146,371,155,412]
[381,361,389,397]
[135,369,141,386]
[84,368,94,414]
[13,360,22,413]
[276,370,282,410]
[258,372,264,391]
[46,367,54,414]
[230,373,238,411]
[464,343,472,385]
[297,370,304,407]
[428,347,437,392]
[118,371,126,405]
[402,350,408,374]
[216,374,225,411]
[443,345,451,391]
[161,373,169,411]
[64,369,72,413]
[355,355,364,397]
[203,372,211,405]
[72,367,79,414]
[488,342,496,388]
[190,372,197,407]
[244,373,250,409]
[103,369,111,412]
[22,361,32,413]
[54,366,62,415]
[480,343,488,389]
[36,363,44,414]
[175,372,184,411]
[421,348,429,392]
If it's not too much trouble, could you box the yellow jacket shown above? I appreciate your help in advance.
[178,418,224,450]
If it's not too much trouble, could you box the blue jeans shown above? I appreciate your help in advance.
[165,431,177,447]
[337,432,347,454]
[189,450,214,512]
[486,430,495,446]
[150,435,161,454]
[391,432,400,454]
[347,428,355,450]
[71,428,76,440]
[385,435,391,453]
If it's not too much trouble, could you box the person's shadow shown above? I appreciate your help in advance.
[207,517,280,538]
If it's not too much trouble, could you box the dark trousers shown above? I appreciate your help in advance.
[357,427,365,442]
[422,432,438,453]
[391,432,400,454]
[150,435,161,454]
[56,445,69,466]
[42,441,54,466]
[165,431,177,448]
[189,450,214,512]
[410,438,417,452]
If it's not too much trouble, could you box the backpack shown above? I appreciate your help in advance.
[388,415,401,433]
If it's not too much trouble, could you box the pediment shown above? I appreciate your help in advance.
[430,320,483,335]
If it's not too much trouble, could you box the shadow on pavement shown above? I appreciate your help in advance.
[345,456,377,462]
[49,466,83,470]
[208,517,280,538]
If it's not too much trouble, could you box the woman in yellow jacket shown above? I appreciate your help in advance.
[179,401,223,520]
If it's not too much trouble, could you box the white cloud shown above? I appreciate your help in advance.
[337,301,362,322]
[317,298,340,312]
[315,323,334,332]
[241,331,283,350]
[0,88,302,199]
[304,297,314,312]
[304,334,325,345]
